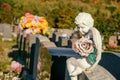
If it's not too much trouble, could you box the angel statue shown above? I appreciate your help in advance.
[66,12,102,80]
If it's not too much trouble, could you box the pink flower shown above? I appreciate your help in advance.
[73,37,94,57]
[37,62,41,72]
[10,61,23,73]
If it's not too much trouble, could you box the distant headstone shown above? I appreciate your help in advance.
[108,36,117,48]
[47,28,56,39]
[0,24,4,35]
[68,39,77,48]
[52,32,61,42]
[58,36,69,47]
[12,25,20,37]
[2,24,12,41]
[57,29,73,38]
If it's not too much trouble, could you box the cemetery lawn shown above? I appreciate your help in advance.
[0,35,17,79]
[105,46,120,53]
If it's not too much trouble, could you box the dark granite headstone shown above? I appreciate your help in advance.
[99,52,120,80]
[47,48,117,80]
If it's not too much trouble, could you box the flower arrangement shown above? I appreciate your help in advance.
[73,37,94,57]
[19,13,48,35]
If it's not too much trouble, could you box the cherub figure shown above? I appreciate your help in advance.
[66,12,102,80]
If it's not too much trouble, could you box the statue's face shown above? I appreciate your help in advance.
[74,12,94,35]
[76,23,90,35]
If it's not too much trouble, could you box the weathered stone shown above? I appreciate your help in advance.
[2,24,12,41]
[79,65,116,80]
[41,41,57,48]
[37,35,50,42]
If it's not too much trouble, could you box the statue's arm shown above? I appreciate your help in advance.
[86,28,102,72]
[87,49,101,71]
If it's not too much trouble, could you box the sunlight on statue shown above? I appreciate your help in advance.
[66,12,102,80]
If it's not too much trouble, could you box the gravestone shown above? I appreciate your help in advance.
[58,36,69,47]
[37,35,50,42]
[20,37,40,80]
[2,24,12,41]
[99,52,120,80]
[117,33,120,45]
[52,32,61,42]
[47,48,80,80]
[29,34,36,47]
[57,29,73,38]
[47,48,117,80]
[29,37,40,80]
[81,65,116,80]
[107,36,117,48]
[68,39,77,48]
[12,25,20,37]
[0,24,4,35]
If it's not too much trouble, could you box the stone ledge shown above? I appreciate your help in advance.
[79,65,116,80]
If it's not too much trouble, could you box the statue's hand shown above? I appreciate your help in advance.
[85,62,98,73]
[70,67,83,76]
[85,68,92,73]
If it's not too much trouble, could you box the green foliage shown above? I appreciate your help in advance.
[56,8,76,29]
[0,0,120,44]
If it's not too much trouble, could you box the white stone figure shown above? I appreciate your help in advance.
[66,12,102,80]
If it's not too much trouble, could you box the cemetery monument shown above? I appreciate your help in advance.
[66,12,102,80]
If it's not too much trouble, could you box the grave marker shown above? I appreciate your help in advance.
[0,24,4,35]
[68,39,77,48]
[108,36,117,48]
[58,36,68,47]
[2,24,12,41]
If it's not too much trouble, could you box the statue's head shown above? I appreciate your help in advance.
[74,12,94,35]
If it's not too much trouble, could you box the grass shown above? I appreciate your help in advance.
[0,35,16,72]
[0,35,19,79]
[104,45,120,53]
